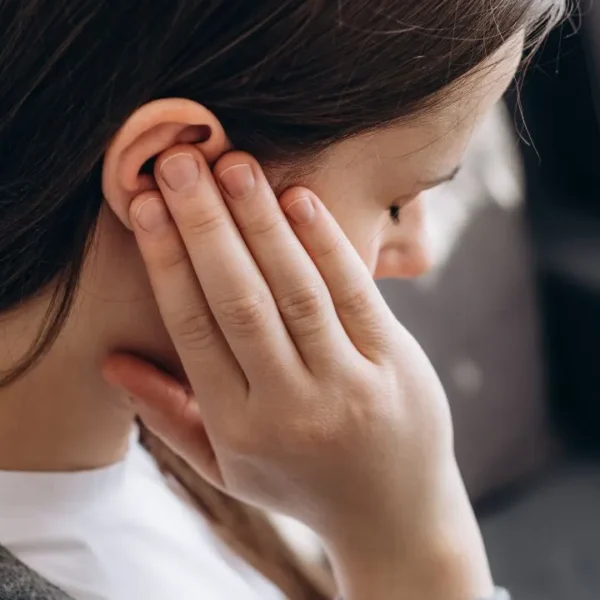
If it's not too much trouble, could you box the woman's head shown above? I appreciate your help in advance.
[0,0,565,381]
[0,3,569,598]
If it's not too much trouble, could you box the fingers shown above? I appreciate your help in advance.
[153,147,320,380]
[128,190,247,411]
[132,143,389,399]
[279,189,393,362]
[102,354,224,489]
[212,153,356,372]
[209,152,390,363]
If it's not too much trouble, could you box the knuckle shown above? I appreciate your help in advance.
[172,307,217,351]
[216,293,268,335]
[153,244,190,272]
[277,286,327,335]
[185,208,228,238]
[337,285,372,317]
[313,236,344,260]
[241,214,286,238]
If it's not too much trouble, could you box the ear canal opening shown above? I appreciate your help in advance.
[178,123,212,144]
[140,155,157,176]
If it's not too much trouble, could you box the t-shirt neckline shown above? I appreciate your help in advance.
[0,428,138,512]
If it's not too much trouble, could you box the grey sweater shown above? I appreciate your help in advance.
[0,546,72,600]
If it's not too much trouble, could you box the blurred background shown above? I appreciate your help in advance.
[378,4,600,599]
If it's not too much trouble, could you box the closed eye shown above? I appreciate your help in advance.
[395,166,462,203]
[387,166,461,226]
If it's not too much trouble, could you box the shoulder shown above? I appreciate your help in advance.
[0,545,73,600]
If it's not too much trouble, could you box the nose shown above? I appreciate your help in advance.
[373,195,433,280]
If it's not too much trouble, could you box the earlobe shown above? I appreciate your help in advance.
[102,98,230,229]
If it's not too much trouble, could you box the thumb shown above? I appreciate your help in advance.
[102,353,224,489]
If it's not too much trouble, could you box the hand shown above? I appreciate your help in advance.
[103,145,493,599]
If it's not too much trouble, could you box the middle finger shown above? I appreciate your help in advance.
[213,151,356,374]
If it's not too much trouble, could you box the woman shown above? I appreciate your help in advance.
[0,1,566,599]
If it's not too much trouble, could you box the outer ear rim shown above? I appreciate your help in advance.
[102,98,229,229]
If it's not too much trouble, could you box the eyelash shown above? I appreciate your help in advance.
[389,204,401,225]
[387,172,458,226]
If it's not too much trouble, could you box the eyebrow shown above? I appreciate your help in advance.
[393,165,462,204]
[418,165,462,190]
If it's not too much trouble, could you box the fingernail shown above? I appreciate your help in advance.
[160,153,200,191]
[135,197,171,232]
[285,196,315,225]
[219,164,255,199]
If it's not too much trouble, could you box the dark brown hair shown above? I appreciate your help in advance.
[0,1,566,598]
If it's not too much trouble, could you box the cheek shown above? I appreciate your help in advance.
[361,242,384,276]
[298,169,384,274]
[324,211,384,275]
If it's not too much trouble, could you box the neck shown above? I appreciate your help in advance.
[0,303,135,472]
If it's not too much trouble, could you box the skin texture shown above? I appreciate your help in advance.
[0,37,522,479]
[102,142,496,600]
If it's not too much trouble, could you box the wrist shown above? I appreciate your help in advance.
[328,532,494,600]
[324,463,494,600]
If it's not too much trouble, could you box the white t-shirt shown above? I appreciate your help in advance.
[0,430,285,600]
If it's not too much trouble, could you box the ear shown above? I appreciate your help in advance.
[103,98,230,228]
